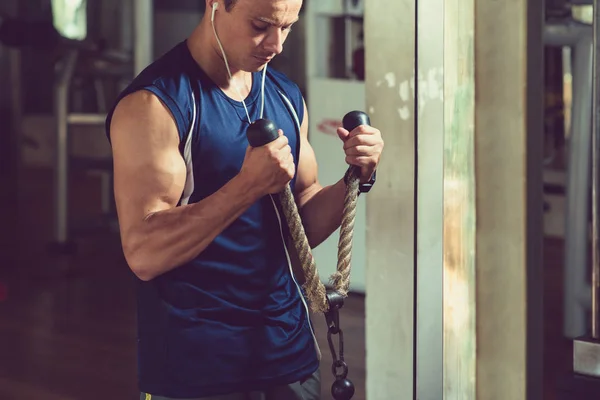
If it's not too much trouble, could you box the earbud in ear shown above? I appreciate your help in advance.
[211,2,218,21]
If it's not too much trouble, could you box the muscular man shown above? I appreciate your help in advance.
[105,1,384,399]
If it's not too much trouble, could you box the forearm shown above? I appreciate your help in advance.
[124,175,259,281]
[299,178,349,248]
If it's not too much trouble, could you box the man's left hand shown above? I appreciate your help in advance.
[337,124,384,183]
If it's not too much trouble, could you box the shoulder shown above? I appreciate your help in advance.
[109,90,179,145]
[106,42,198,143]
[111,90,170,121]
[129,41,198,123]
[266,67,302,98]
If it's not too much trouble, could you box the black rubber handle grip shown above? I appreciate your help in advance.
[342,111,371,181]
[342,111,370,131]
[246,119,279,147]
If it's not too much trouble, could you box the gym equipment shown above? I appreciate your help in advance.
[48,0,139,253]
[246,111,370,400]
[49,45,132,254]
[544,18,594,339]
[572,0,600,379]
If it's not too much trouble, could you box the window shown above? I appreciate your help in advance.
[51,0,87,40]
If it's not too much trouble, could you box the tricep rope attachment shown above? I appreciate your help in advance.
[246,111,370,400]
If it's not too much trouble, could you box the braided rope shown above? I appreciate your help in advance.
[279,167,360,314]
[330,168,360,297]
[279,186,328,313]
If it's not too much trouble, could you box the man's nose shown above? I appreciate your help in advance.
[263,30,284,55]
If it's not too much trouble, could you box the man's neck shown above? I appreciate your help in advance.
[186,19,252,95]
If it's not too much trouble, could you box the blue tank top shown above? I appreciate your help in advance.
[105,41,319,398]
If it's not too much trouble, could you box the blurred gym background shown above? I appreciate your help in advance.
[0,0,598,399]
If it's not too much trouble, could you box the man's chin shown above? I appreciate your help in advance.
[247,57,273,71]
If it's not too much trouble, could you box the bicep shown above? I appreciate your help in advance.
[294,98,322,208]
[110,91,187,237]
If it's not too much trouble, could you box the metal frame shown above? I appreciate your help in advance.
[52,0,152,249]
[415,1,444,399]
[544,20,594,338]
[53,49,79,247]
[525,2,545,397]
[571,0,600,380]
[592,0,600,342]
[53,50,116,247]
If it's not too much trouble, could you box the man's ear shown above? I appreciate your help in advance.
[206,0,218,13]
[209,1,219,21]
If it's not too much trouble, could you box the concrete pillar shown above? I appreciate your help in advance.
[364,1,416,399]
[438,0,476,398]
[364,0,544,398]
[473,0,544,397]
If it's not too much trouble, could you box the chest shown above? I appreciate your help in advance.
[190,85,301,197]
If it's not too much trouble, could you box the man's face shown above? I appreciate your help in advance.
[213,0,302,72]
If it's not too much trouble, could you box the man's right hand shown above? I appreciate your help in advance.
[239,130,296,196]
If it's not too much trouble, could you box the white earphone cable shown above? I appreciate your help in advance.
[260,64,267,119]
[212,3,268,123]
